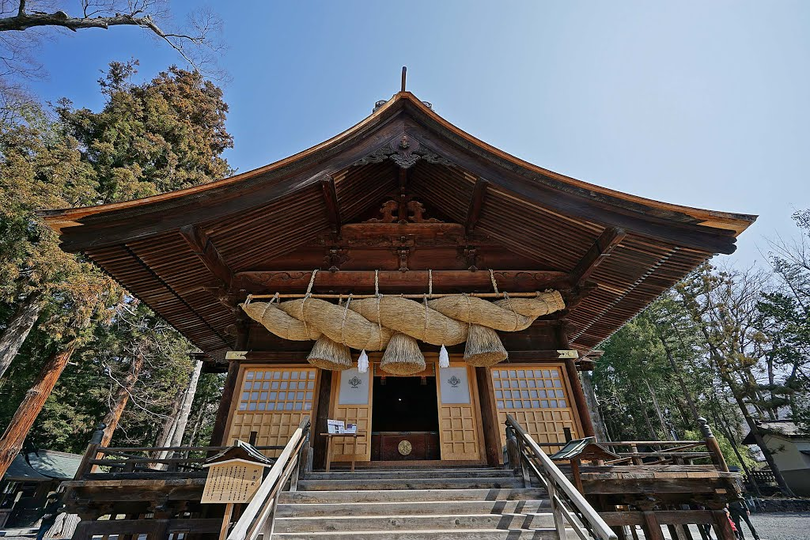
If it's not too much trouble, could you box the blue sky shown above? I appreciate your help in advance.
[27,1,809,267]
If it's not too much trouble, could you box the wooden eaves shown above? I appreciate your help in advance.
[40,91,756,360]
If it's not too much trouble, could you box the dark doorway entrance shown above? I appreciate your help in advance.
[371,376,440,460]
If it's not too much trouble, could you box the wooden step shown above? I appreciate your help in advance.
[274,512,556,533]
[305,469,516,480]
[305,469,517,480]
[275,499,552,518]
[272,529,564,539]
[279,487,547,504]
[298,476,524,491]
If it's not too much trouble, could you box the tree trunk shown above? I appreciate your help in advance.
[154,389,183,450]
[99,352,145,448]
[730,389,795,497]
[0,341,76,478]
[187,402,208,449]
[645,378,671,439]
[168,359,202,447]
[580,371,609,441]
[659,334,701,424]
[154,360,202,464]
[0,293,44,378]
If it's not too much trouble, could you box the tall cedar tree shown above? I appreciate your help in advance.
[0,62,232,476]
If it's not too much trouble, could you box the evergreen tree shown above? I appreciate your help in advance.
[0,62,232,476]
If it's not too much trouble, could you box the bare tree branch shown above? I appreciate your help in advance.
[0,1,223,76]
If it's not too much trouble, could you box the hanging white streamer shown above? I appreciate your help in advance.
[358,350,369,373]
[439,344,450,368]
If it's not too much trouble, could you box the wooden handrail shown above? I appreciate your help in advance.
[95,445,285,453]
[602,440,703,446]
[506,415,616,540]
[227,418,311,540]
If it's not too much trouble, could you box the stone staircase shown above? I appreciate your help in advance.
[273,466,574,539]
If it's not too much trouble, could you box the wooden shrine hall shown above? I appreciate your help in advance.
[43,84,755,540]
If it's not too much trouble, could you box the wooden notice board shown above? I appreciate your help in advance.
[201,459,265,504]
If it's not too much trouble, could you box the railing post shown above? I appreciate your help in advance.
[547,481,568,540]
[78,423,105,475]
[505,424,520,471]
[698,418,729,472]
[515,436,531,487]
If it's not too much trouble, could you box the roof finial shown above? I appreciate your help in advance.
[401,66,407,92]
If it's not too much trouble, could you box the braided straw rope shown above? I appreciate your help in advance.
[239,270,565,372]
[241,289,563,349]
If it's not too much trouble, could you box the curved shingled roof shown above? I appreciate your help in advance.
[42,91,756,357]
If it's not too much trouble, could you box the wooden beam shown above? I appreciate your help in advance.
[235,269,573,294]
[179,225,234,288]
[465,178,488,234]
[320,175,342,234]
[571,227,627,285]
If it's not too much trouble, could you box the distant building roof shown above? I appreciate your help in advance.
[742,420,808,445]
[2,450,82,483]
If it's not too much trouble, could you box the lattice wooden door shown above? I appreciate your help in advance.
[437,363,482,461]
[330,367,372,462]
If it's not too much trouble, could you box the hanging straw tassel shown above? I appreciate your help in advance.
[358,350,369,373]
[307,336,353,371]
[380,333,426,375]
[464,324,508,367]
[439,345,450,368]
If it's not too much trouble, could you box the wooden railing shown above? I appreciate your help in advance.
[599,440,713,466]
[505,415,617,540]
[227,418,311,540]
[74,444,286,479]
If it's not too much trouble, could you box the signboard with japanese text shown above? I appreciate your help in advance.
[201,459,265,504]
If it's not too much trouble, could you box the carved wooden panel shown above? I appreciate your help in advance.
[491,364,581,448]
[226,366,318,458]
[437,364,482,461]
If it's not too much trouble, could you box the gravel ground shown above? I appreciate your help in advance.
[747,512,810,540]
[637,512,810,540]
[4,513,810,539]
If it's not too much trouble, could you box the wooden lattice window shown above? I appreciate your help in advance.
[237,368,316,413]
[491,364,580,447]
[227,366,318,457]
[492,367,568,410]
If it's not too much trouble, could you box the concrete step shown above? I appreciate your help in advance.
[275,499,552,518]
[305,468,516,480]
[298,477,524,491]
[272,529,564,539]
[274,512,556,533]
[279,487,547,504]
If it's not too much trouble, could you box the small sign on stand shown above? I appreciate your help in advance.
[202,441,274,540]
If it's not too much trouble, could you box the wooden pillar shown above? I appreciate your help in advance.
[580,370,609,441]
[711,509,736,540]
[209,320,249,446]
[313,370,333,470]
[564,358,595,438]
[209,360,240,446]
[641,511,665,540]
[475,366,502,466]
[556,323,594,438]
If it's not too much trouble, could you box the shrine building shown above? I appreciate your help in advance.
[43,85,755,540]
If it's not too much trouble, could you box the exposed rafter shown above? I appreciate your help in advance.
[179,225,234,289]
[319,175,342,234]
[571,227,627,286]
[465,177,489,235]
